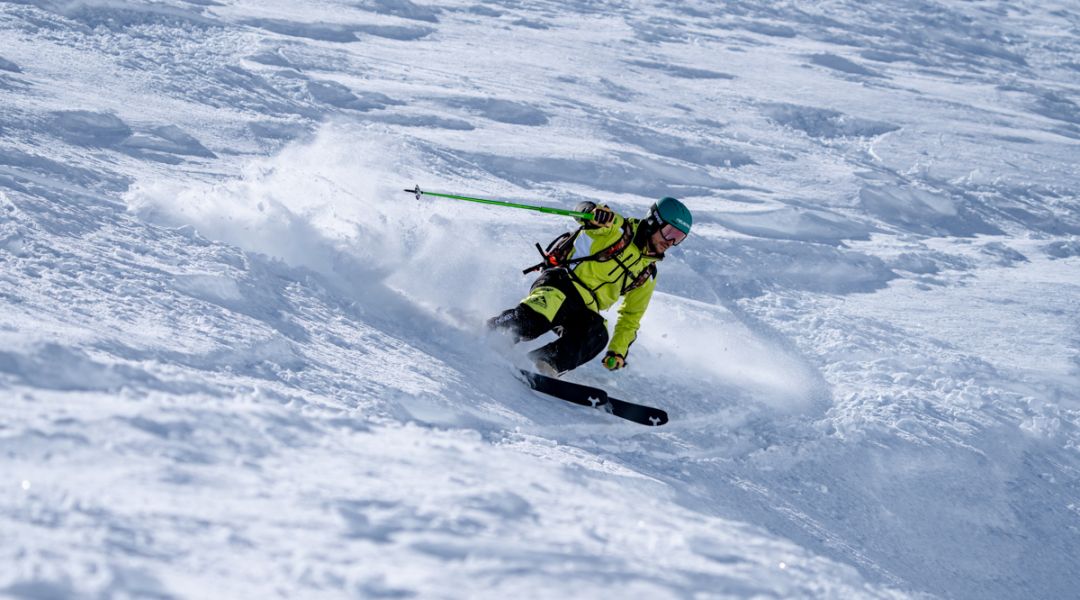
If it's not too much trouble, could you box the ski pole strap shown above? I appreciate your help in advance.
[405,185,595,220]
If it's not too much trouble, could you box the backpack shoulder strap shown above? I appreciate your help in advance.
[566,219,635,266]
[623,262,657,294]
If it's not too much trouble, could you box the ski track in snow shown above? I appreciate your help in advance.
[1,0,1079,598]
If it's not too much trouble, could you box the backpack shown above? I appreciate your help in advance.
[522,220,655,295]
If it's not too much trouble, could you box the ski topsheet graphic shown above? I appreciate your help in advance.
[520,370,669,426]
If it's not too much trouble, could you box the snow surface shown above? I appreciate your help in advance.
[1,0,1078,598]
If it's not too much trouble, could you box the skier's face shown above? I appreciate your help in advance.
[649,229,674,254]
[648,223,686,255]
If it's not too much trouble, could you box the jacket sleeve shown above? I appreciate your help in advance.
[608,275,656,357]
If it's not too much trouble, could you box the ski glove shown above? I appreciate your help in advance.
[603,351,626,371]
[575,201,615,228]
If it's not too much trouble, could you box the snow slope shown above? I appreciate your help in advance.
[1,0,1078,598]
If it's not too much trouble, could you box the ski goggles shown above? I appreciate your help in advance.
[659,223,687,245]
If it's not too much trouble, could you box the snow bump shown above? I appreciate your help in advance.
[49,110,133,147]
[806,53,886,78]
[0,56,21,73]
[762,103,899,139]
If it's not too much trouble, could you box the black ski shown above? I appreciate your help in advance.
[520,370,669,426]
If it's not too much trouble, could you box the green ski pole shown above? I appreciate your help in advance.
[404,185,594,220]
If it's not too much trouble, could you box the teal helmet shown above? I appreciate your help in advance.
[649,196,692,235]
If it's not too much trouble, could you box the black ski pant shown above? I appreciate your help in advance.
[488,269,608,374]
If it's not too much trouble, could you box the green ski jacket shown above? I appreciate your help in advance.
[569,210,659,357]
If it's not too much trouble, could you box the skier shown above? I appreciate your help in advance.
[488,196,692,377]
